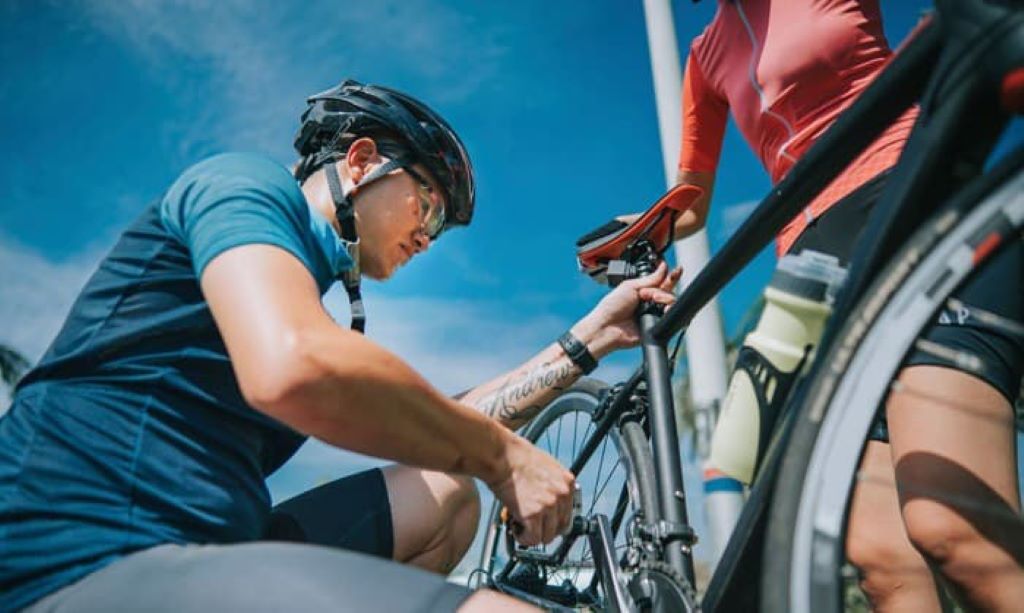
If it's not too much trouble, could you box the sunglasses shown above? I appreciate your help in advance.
[402,165,447,240]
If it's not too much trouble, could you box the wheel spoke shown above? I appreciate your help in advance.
[572,545,585,586]
[582,419,595,445]
[588,437,612,516]
[555,415,564,459]
[592,458,624,513]
[581,542,630,563]
[572,408,581,459]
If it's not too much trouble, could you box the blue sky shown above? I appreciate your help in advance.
[1,0,941,572]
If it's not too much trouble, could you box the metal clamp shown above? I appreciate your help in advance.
[591,384,622,423]
[639,520,698,547]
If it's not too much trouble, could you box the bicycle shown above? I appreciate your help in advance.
[475,0,1024,610]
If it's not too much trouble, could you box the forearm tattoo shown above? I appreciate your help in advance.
[475,360,577,426]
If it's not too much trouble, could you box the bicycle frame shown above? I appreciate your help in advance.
[490,0,1024,609]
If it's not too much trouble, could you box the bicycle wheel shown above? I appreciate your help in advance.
[763,152,1024,612]
[478,377,659,609]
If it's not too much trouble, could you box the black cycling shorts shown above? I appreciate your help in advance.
[267,467,395,558]
[27,469,475,612]
[788,173,1024,440]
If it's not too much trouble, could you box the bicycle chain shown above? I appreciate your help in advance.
[633,560,700,613]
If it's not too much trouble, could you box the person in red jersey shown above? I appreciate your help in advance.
[607,1,1023,609]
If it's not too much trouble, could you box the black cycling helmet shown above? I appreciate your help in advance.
[294,79,475,230]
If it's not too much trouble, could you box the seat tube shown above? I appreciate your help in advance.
[640,310,696,584]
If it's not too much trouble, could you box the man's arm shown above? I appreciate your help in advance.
[457,263,681,431]
[201,243,515,483]
[203,243,593,547]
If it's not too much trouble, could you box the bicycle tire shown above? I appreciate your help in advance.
[616,422,700,613]
[619,420,659,531]
[762,150,1024,612]
[478,377,659,609]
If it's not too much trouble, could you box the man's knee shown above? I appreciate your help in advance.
[385,467,481,572]
[423,473,479,573]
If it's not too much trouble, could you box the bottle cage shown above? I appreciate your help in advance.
[732,344,806,479]
[575,184,703,285]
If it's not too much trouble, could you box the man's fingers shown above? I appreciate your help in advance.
[563,489,575,531]
[534,515,549,545]
[502,508,529,543]
[543,510,560,544]
[516,516,539,547]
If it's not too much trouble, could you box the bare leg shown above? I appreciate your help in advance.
[846,441,941,611]
[382,465,481,575]
[457,590,542,612]
[888,365,1024,611]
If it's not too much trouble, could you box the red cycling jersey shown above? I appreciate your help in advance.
[679,0,919,255]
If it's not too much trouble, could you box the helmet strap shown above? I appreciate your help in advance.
[323,156,408,334]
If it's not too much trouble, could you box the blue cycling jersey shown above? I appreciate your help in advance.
[0,153,353,610]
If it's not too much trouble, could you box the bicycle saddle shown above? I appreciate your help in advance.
[576,183,703,283]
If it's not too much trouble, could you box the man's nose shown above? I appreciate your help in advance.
[412,231,430,253]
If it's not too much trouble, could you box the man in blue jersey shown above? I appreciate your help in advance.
[0,80,680,611]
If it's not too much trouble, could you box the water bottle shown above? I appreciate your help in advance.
[708,250,847,484]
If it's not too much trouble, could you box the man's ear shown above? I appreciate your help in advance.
[345,137,379,184]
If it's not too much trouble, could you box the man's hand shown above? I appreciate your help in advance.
[487,434,576,547]
[574,261,682,355]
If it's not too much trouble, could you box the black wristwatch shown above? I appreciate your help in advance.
[557,331,598,375]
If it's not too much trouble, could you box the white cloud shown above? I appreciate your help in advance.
[0,237,101,362]
[68,0,511,157]
[336,288,572,394]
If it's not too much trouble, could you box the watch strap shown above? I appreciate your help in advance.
[557,331,598,375]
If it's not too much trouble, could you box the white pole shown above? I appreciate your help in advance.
[641,0,743,567]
